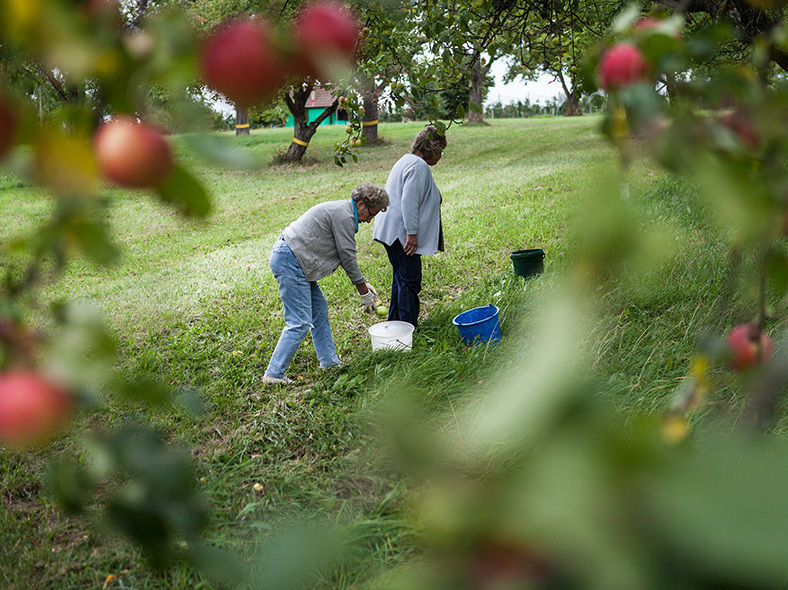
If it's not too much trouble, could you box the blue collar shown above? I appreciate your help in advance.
[352,200,359,233]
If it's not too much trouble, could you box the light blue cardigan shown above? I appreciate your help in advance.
[372,153,444,255]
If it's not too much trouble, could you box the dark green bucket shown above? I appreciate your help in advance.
[510,249,544,279]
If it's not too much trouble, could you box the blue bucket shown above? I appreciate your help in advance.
[452,304,502,346]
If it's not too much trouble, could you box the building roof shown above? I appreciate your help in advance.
[307,86,337,108]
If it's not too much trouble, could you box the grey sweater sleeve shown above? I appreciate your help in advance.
[331,212,365,285]
[400,162,428,235]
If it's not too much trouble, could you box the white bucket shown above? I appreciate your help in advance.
[368,321,414,351]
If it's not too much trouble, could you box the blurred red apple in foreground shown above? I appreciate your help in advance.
[199,18,286,106]
[634,16,682,38]
[634,16,663,31]
[0,371,74,448]
[720,110,760,150]
[295,1,359,77]
[726,323,774,371]
[0,93,18,161]
[79,0,120,19]
[94,117,173,188]
[598,43,649,91]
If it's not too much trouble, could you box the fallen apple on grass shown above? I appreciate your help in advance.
[374,299,388,317]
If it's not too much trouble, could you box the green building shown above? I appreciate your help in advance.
[285,86,348,127]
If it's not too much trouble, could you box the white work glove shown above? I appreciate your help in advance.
[365,283,378,299]
[359,290,376,313]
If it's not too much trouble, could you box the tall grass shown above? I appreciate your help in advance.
[1,117,781,588]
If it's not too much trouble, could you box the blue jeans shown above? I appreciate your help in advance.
[265,236,340,378]
[382,239,422,328]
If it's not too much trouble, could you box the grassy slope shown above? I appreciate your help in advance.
[1,117,781,588]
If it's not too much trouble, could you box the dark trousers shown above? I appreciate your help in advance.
[382,239,422,328]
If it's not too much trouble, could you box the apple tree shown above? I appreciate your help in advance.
[407,0,524,124]
[351,0,418,144]
[505,0,621,116]
[0,0,365,582]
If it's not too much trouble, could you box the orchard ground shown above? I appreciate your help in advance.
[1,117,784,588]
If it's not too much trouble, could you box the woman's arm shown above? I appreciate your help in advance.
[400,164,429,241]
[330,210,365,285]
[401,162,432,255]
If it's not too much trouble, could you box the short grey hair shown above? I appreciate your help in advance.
[351,182,389,212]
[411,125,447,159]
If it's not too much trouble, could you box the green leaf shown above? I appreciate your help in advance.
[182,133,258,170]
[469,101,483,114]
[156,163,212,218]
[611,4,640,34]
[253,525,349,590]
[175,387,207,419]
[455,104,466,120]
[66,218,118,266]
[184,542,242,588]
[115,377,171,407]
[649,435,788,586]
[766,249,788,297]
[47,456,95,514]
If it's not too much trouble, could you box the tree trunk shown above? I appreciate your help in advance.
[360,81,380,144]
[564,93,581,116]
[235,106,250,135]
[467,59,487,125]
[283,83,338,162]
[556,70,581,117]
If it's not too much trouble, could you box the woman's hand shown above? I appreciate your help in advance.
[404,234,418,255]
[358,290,376,312]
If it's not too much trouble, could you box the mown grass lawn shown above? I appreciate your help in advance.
[1,116,782,588]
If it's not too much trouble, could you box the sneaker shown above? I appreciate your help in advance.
[322,358,344,370]
[262,374,294,385]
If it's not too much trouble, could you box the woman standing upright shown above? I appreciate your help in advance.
[373,125,447,328]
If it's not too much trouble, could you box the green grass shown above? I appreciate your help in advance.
[1,117,783,588]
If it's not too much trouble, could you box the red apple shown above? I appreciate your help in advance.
[634,16,682,38]
[0,93,19,161]
[720,111,760,150]
[199,18,286,106]
[469,539,554,586]
[0,371,74,448]
[598,43,649,91]
[295,2,360,76]
[79,0,119,19]
[634,16,663,31]
[726,323,774,371]
[93,117,173,188]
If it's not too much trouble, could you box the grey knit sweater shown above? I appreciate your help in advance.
[282,200,364,284]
